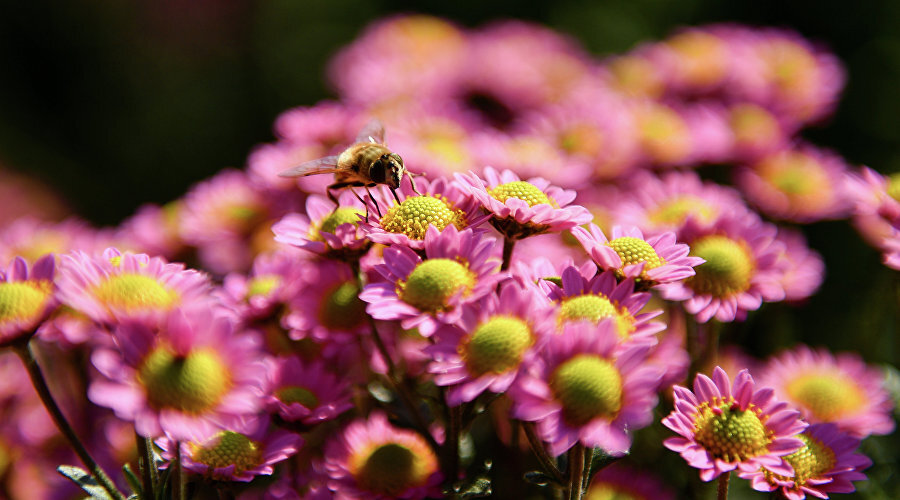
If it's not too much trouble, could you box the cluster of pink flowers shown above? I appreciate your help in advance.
[0,14,893,500]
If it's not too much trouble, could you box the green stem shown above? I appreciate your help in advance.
[173,441,184,500]
[135,432,157,499]
[443,404,462,482]
[579,446,593,493]
[567,444,585,500]
[522,422,565,485]
[13,341,126,500]
[716,471,730,500]
[501,237,516,272]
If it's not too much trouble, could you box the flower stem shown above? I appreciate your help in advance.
[522,422,565,485]
[717,471,730,500]
[173,441,185,500]
[12,340,126,500]
[501,237,516,272]
[135,432,158,499]
[567,444,586,500]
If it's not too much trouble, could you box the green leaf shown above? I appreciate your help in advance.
[57,465,113,500]
[122,464,142,497]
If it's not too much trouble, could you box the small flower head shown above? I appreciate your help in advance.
[272,191,372,261]
[0,255,55,346]
[264,356,354,426]
[663,366,807,482]
[510,319,660,456]
[572,224,704,288]
[741,423,872,500]
[284,260,368,342]
[758,346,895,438]
[771,229,825,303]
[586,463,676,500]
[218,249,313,322]
[322,412,442,499]
[456,167,591,240]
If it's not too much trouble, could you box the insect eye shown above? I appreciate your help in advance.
[369,160,386,183]
[390,153,404,166]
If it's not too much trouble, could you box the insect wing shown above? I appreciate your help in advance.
[355,119,385,144]
[278,155,342,178]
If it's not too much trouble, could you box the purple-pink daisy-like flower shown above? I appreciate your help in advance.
[656,214,786,323]
[272,191,371,262]
[321,411,442,500]
[273,101,364,147]
[510,319,660,456]
[844,166,900,249]
[735,145,853,223]
[740,423,872,500]
[88,308,268,440]
[586,463,676,500]
[571,223,703,288]
[662,366,807,482]
[116,202,186,261]
[264,356,354,426]
[509,254,597,289]
[360,225,503,337]
[758,346,895,438]
[726,103,792,162]
[468,131,593,188]
[0,217,105,266]
[0,255,55,346]
[543,267,665,347]
[218,249,313,323]
[56,248,212,326]
[426,281,554,406]
[158,415,302,482]
[455,167,592,240]
[359,175,488,250]
[772,229,825,303]
[283,259,369,343]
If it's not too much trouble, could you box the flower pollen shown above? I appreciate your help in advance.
[785,374,865,421]
[608,237,665,279]
[693,402,770,463]
[380,195,466,240]
[550,355,623,426]
[766,433,836,490]
[489,181,556,207]
[688,236,754,297]
[460,316,533,376]
[247,275,280,298]
[398,258,475,312]
[139,347,231,414]
[92,274,178,312]
[314,208,364,240]
[558,295,635,339]
[648,197,717,227]
[191,431,262,474]
[0,282,50,325]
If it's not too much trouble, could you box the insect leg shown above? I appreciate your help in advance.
[390,187,402,205]
[364,185,382,218]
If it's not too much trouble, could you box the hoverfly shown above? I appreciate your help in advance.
[278,119,421,216]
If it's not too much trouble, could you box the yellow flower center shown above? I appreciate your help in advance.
[607,55,664,98]
[191,431,262,474]
[607,236,665,280]
[355,443,434,496]
[730,104,780,146]
[693,402,771,463]
[586,485,638,500]
[138,347,231,414]
[398,259,475,313]
[460,316,534,376]
[559,123,605,158]
[757,152,833,212]
[0,281,51,326]
[318,281,366,331]
[886,173,900,202]
[636,105,691,164]
[380,195,467,240]
[550,355,623,427]
[275,386,320,408]
[92,274,179,312]
[688,236,754,297]
[648,197,717,228]
[247,275,280,299]
[666,31,727,87]
[489,181,556,207]
[313,208,364,240]
[785,373,866,421]
[558,294,635,340]
[767,433,836,490]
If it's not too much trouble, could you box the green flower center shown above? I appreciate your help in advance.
[0,282,50,325]
[398,259,475,313]
[558,294,635,339]
[687,236,754,297]
[356,443,430,496]
[785,374,865,421]
[275,386,319,408]
[886,173,900,202]
[191,431,261,474]
[314,208,364,240]
[559,124,604,157]
[773,433,836,488]
[607,237,665,280]
[764,154,828,196]
[550,355,623,427]
[648,197,717,228]
[92,274,179,312]
[319,281,366,331]
[730,104,779,144]
[586,485,638,500]
[247,275,280,298]
[380,195,467,240]
[138,347,231,414]
[461,316,534,376]
[693,402,771,463]
[489,181,556,207]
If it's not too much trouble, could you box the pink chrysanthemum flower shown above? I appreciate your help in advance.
[772,229,825,303]
[726,103,791,162]
[272,191,371,262]
[455,167,592,241]
[614,170,750,238]
[509,254,597,289]
[741,423,872,500]
[651,27,732,95]
[117,202,186,261]
[359,176,488,250]
[88,308,268,439]
[543,267,664,347]
[662,366,807,482]
[629,101,695,167]
[571,224,704,288]
[56,248,212,326]
[0,255,55,346]
[321,411,442,500]
[586,463,676,500]
[284,259,368,343]
[426,281,554,405]
[469,132,593,188]
[0,217,104,265]
[360,225,503,337]
[758,346,895,438]
[273,101,364,147]
[158,415,302,482]
[264,356,354,426]
[844,166,900,248]
[246,139,331,195]
[735,145,852,223]
[381,109,480,177]
[219,249,313,323]
[656,214,786,323]
[510,319,660,456]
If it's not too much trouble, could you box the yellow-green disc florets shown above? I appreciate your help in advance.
[275,386,319,408]
[313,208,364,240]
[356,443,429,496]
[380,195,467,240]
[398,259,475,313]
[688,236,754,297]
[550,355,623,426]
[608,237,665,280]
[191,431,262,474]
[489,181,557,207]
[785,374,864,421]
[558,295,635,339]
[769,433,836,488]
[887,173,900,201]
[0,282,50,325]
[247,275,280,299]
[461,316,533,376]
[648,197,716,227]
[319,281,366,331]
[693,402,771,463]
[139,347,231,414]
[93,274,179,312]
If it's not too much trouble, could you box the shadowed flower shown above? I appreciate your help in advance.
[758,346,895,438]
[218,249,313,323]
[844,166,900,248]
[586,463,676,500]
[0,255,55,346]
[510,319,660,456]
[321,411,442,499]
[284,260,369,343]
[662,366,807,481]
[741,423,872,500]
[264,356,354,426]
[272,191,372,262]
